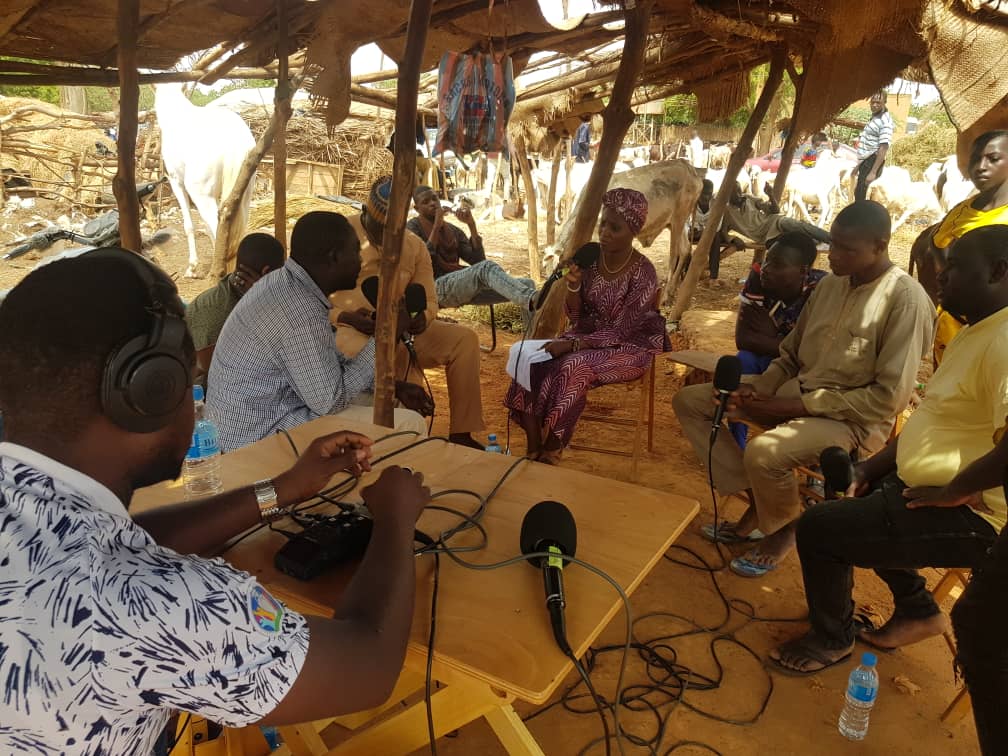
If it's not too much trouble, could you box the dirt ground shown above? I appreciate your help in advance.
[0,203,978,755]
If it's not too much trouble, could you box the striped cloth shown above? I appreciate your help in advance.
[207,258,376,452]
[857,110,895,159]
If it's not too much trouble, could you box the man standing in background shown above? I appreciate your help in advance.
[573,114,592,162]
[854,92,895,202]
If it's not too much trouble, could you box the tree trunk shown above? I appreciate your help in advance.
[669,48,787,323]
[532,0,655,338]
[545,138,563,246]
[113,0,141,253]
[59,86,88,115]
[373,0,434,428]
[771,56,809,205]
[513,132,542,283]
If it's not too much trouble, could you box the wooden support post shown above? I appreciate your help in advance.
[513,132,541,283]
[274,0,290,249]
[373,0,434,428]
[669,48,787,322]
[545,138,563,247]
[532,0,655,337]
[113,0,141,252]
[772,54,808,205]
[563,141,574,222]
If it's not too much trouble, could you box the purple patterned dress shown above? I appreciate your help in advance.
[504,254,667,445]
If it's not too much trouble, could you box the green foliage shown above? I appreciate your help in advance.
[910,100,952,128]
[189,79,275,106]
[663,94,697,125]
[889,123,958,179]
[0,84,59,104]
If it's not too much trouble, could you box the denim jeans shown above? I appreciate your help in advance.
[796,471,996,649]
[951,513,1008,756]
[854,154,884,203]
[435,260,537,310]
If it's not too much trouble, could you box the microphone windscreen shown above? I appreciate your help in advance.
[520,500,577,568]
[820,446,854,496]
[713,355,743,393]
[572,241,601,269]
[405,282,427,316]
[361,276,380,308]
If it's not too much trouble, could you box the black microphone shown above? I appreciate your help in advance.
[820,446,854,499]
[520,500,577,655]
[710,355,743,445]
[536,242,602,309]
[361,275,380,309]
[404,282,427,318]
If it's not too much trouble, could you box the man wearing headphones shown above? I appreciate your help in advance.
[0,248,431,754]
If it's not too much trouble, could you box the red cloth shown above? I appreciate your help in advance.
[602,188,648,235]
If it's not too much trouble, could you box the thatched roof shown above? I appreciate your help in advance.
[0,1,1005,139]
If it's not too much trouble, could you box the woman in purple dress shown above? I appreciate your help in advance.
[505,188,668,464]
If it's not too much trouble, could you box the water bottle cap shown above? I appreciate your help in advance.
[488,433,497,441]
[193,385,205,402]
[861,652,877,667]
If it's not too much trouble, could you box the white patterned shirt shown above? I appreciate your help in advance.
[0,443,309,755]
[207,258,377,452]
[857,109,895,160]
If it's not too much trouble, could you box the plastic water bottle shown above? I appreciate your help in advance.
[838,652,879,741]
[485,433,502,453]
[182,385,223,498]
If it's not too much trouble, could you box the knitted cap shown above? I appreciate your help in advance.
[365,175,392,224]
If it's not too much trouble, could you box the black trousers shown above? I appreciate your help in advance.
[795,471,996,649]
[854,153,884,203]
[952,513,1008,756]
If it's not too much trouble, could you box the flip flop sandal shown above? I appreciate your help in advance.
[701,522,765,544]
[729,553,779,578]
[853,613,897,654]
[768,643,853,678]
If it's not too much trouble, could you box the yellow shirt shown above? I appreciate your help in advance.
[931,199,1008,364]
[897,305,1008,532]
[329,213,440,358]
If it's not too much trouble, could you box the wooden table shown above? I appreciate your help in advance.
[134,417,699,756]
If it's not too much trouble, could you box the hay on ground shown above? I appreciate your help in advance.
[246,194,361,232]
[889,123,958,179]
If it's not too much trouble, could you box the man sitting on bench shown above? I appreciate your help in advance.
[407,186,538,328]
[673,201,935,576]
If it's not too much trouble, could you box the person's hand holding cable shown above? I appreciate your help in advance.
[274,431,375,504]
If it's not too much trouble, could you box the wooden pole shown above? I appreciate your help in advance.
[545,138,563,247]
[669,48,787,322]
[562,140,574,221]
[113,0,141,252]
[771,55,808,205]
[373,0,434,428]
[513,132,542,284]
[532,0,655,337]
[273,0,290,249]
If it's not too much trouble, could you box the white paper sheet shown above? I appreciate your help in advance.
[506,339,555,391]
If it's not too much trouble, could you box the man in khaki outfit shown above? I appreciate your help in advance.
[331,177,487,449]
[673,201,935,577]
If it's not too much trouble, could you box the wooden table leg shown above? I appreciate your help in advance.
[484,704,547,756]
[323,680,518,756]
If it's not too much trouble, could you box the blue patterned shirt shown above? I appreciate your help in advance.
[0,443,309,755]
[207,258,377,452]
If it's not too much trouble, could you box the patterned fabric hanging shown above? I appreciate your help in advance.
[435,51,516,155]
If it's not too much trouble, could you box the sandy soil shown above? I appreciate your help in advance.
[0,201,976,755]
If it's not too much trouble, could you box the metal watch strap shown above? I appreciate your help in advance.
[254,479,285,522]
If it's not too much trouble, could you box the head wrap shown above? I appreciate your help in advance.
[365,176,392,224]
[602,188,648,235]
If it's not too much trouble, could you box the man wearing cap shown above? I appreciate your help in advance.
[332,177,488,450]
[406,185,538,327]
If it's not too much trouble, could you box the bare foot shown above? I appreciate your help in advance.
[858,612,950,650]
[754,521,797,561]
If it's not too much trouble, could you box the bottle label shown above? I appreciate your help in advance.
[848,682,877,703]
[188,425,221,459]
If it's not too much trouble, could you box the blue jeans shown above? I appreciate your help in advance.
[435,260,537,329]
[729,350,774,448]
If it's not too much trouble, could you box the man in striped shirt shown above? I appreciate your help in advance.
[207,211,429,452]
[854,92,895,203]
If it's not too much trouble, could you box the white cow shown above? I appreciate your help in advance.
[542,160,703,302]
[532,160,628,222]
[868,176,943,232]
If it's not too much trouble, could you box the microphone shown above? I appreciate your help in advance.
[361,275,380,309]
[404,282,427,318]
[536,242,602,309]
[820,446,854,498]
[520,500,577,655]
[710,355,743,445]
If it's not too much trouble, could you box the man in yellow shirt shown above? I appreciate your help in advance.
[770,224,1008,675]
[330,177,486,449]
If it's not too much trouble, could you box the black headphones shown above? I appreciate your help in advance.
[85,248,190,433]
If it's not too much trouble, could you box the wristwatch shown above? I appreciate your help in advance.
[254,479,285,523]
